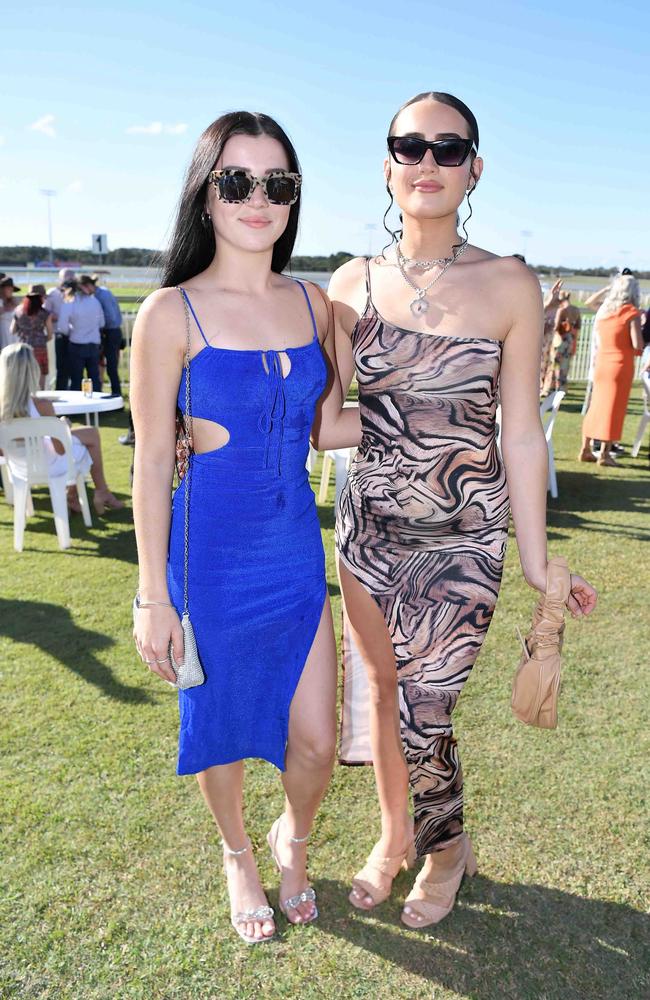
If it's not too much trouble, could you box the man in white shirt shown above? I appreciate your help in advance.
[45,268,76,390]
[57,276,104,391]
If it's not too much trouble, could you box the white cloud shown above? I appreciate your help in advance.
[126,121,187,136]
[66,179,83,193]
[127,121,163,135]
[30,114,56,138]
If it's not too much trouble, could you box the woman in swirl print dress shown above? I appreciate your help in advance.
[329,92,597,929]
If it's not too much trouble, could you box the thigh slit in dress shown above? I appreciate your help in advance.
[167,283,328,775]
[336,260,510,857]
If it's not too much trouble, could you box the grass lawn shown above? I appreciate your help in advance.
[1,385,649,1000]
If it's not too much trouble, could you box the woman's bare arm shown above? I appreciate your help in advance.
[308,277,361,451]
[130,288,187,682]
[630,315,643,352]
[543,278,562,310]
[583,286,609,310]
[131,289,185,600]
[500,266,549,593]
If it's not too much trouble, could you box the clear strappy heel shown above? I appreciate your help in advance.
[267,816,318,925]
[222,839,275,945]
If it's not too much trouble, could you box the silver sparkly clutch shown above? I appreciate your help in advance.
[172,611,205,689]
[132,597,205,690]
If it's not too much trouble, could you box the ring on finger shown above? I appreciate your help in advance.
[143,658,154,664]
[155,657,170,663]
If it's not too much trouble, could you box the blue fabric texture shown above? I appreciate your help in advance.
[167,281,328,774]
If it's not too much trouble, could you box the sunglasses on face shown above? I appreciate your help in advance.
[207,168,302,205]
[387,135,477,167]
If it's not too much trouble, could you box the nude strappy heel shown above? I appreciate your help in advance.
[267,816,318,925]
[401,833,477,929]
[349,837,417,910]
[222,839,275,945]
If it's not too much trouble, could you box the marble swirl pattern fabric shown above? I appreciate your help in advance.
[336,299,510,857]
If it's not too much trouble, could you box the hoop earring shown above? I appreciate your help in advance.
[381,182,402,257]
[200,210,212,228]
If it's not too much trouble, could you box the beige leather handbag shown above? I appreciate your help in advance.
[511,557,571,729]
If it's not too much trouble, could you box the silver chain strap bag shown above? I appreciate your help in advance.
[133,286,205,690]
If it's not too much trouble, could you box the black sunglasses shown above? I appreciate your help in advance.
[387,135,477,167]
[208,168,302,205]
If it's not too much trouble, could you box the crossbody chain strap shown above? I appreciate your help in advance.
[178,286,192,616]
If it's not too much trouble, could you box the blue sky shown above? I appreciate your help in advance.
[2,0,649,269]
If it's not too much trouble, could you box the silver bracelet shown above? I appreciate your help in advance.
[136,595,174,609]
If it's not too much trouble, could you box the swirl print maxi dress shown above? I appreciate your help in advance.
[336,261,510,857]
[167,282,327,774]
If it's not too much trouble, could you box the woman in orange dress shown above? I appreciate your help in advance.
[580,275,643,466]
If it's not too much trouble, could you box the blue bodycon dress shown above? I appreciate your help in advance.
[167,282,328,774]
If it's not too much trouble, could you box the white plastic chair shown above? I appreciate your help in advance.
[318,448,355,506]
[631,375,650,458]
[496,390,565,498]
[539,390,566,499]
[0,417,92,551]
[0,456,13,505]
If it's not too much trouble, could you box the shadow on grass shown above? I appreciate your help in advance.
[547,468,650,543]
[0,598,151,704]
[312,876,649,999]
[316,503,336,532]
[0,495,138,563]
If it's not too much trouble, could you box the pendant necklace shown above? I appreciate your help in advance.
[396,241,468,317]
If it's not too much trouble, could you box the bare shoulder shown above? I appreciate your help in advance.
[493,254,542,297]
[328,256,367,300]
[133,287,186,349]
[475,253,543,317]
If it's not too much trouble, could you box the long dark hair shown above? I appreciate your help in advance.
[383,91,480,253]
[22,294,44,317]
[159,111,301,288]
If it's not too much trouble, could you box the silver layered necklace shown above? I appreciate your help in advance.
[396,240,468,317]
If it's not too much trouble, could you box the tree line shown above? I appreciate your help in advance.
[0,246,647,278]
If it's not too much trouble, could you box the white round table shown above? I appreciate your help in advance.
[36,391,124,427]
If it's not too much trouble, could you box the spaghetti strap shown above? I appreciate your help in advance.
[364,257,373,309]
[294,279,319,342]
[178,286,210,348]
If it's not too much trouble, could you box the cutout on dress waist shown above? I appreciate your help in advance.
[191,416,231,455]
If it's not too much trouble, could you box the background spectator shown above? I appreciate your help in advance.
[540,278,563,392]
[0,343,124,514]
[543,290,582,394]
[90,275,123,397]
[580,275,643,466]
[45,268,76,391]
[10,284,54,389]
[57,276,104,392]
[0,277,21,350]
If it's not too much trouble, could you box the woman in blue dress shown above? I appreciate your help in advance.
[131,112,360,944]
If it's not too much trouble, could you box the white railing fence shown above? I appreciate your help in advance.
[568,315,644,381]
